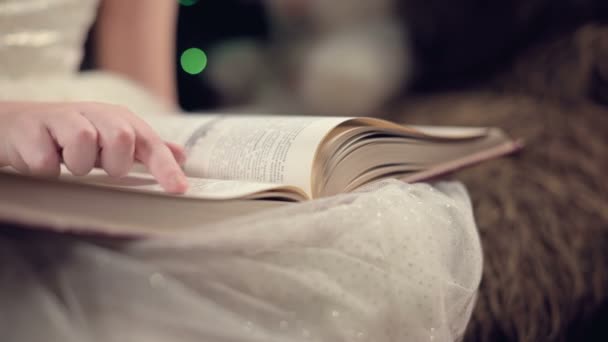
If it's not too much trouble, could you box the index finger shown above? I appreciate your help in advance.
[129,119,189,194]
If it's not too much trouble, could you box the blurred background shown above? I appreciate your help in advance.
[175,1,271,111]
[83,0,412,117]
[171,0,411,117]
[82,0,270,111]
[81,0,608,117]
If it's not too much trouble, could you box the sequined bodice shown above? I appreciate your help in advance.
[0,0,98,78]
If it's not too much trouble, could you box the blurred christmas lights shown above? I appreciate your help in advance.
[178,0,199,6]
[180,48,207,75]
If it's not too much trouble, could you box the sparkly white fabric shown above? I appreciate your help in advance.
[1,181,482,342]
[0,2,483,341]
[0,0,168,113]
[0,0,98,77]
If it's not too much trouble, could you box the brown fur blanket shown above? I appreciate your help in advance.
[391,24,608,341]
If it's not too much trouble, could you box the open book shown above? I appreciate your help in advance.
[0,114,522,237]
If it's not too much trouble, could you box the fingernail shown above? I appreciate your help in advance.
[167,172,188,194]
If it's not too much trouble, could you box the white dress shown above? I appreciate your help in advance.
[0,0,167,112]
[0,1,483,341]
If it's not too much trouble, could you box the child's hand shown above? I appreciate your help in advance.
[0,101,188,193]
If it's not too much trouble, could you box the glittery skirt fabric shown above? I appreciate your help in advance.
[0,180,482,342]
[0,72,172,114]
[0,0,98,78]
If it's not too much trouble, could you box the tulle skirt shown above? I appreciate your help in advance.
[1,180,482,342]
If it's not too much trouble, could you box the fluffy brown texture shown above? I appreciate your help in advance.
[390,24,608,341]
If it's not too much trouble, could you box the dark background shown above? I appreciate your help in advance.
[82,0,270,112]
[81,0,608,111]
[175,1,270,111]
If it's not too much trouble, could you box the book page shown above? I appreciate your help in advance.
[143,114,351,196]
[409,125,489,139]
[0,167,308,201]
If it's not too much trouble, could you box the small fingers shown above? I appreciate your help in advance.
[44,111,98,176]
[164,141,187,166]
[10,118,60,177]
[99,122,136,177]
[3,141,30,174]
[81,107,136,177]
[136,137,188,194]
[1,103,187,195]
[84,104,188,193]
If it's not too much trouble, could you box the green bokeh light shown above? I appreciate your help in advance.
[180,48,207,75]
[178,0,199,6]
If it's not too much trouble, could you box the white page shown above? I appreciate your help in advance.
[143,114,351,196]
[408,125,489,139]
[0,166,305,201]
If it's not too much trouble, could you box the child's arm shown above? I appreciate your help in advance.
[0,101,188,194]
[94,0,179,108]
